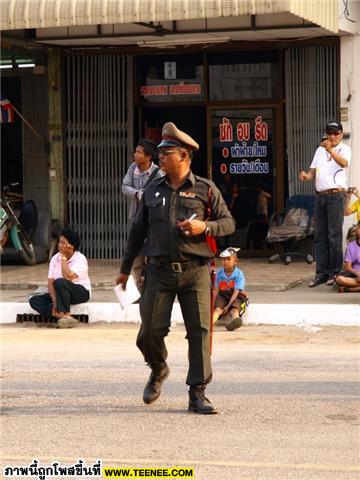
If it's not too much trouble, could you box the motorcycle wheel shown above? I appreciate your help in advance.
[15,226,37,265]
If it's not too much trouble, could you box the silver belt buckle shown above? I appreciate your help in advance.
[171,262,183,273]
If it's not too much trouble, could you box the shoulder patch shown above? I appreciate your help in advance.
[194,175,213,187]
[194,176,219,197]
[152,176,164,185]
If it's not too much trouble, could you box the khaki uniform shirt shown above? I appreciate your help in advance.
[121,171,235,274]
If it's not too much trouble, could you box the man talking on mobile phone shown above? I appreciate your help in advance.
[299,121,351,287]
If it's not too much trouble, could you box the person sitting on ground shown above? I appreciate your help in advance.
[345,187,360,243]
[29,229,91,328]
[334,221,360,293]
[213,247,249,331]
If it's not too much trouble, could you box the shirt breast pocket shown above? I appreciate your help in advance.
[147,198,167,222]
[178,198,205,221]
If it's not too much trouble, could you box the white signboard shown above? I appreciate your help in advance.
[164,61,176,79]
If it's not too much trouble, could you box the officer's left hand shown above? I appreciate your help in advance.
[177,219,207,237]
[116,273,129,289]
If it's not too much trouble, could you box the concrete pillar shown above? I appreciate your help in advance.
[47,48,65,224]
[340,35,360,187]
[340,34,360,239]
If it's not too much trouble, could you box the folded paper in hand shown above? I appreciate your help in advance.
[114,275,140,309]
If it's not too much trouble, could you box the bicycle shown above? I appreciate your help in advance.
[0,183,37,265]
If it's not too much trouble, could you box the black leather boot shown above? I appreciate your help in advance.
[143,364,170,404]
[188,385,217,414]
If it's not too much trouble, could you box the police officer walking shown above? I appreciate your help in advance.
[116,122,235,414]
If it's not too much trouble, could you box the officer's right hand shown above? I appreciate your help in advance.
[177,218,207,237]
[116,273,129,289]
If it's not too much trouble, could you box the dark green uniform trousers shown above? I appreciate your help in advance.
[138,262,212,386]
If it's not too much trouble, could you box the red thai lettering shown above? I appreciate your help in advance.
[219,118,233,142]
[169,82,201,95]
[255,116,268,141]
[140,85,168,96]
[236,122,250,141]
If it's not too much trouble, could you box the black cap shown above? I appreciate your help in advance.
[325,121,343,133]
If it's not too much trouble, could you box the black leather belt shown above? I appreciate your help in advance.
[148,257,207,273]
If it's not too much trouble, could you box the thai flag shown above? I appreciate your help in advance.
[0,96,14,123]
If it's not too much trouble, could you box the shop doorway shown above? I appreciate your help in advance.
[210,106,283,253]
[139,106,207,178]
[1,77,22,193]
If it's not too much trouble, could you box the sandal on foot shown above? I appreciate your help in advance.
[57,316,79,329]
[309,276,327,288]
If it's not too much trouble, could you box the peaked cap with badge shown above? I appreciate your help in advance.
[158,122,199,151]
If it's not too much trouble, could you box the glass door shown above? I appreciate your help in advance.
[210,108,279,252]
[140,106,208,178]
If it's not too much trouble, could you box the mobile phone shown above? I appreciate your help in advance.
[321,134,328,142]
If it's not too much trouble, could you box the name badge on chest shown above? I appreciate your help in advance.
[179,191,196,199]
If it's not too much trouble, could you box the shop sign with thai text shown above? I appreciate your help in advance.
[140,82,201,97]
[218,116,270,175]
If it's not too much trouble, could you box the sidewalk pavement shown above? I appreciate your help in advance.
[1,259,359,325]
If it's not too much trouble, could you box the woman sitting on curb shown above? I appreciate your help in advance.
[29,229,91,328]
[335,221,360,293]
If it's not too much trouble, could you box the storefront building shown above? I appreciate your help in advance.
[1,1,359,258]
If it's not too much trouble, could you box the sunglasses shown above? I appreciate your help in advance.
[159,147,185,157]
[159,148,185,156]
[326,131,342,136]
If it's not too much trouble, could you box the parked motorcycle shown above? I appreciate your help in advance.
[0,183,37,265]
